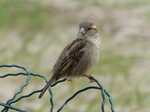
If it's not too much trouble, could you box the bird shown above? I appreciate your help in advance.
[38,21,101,98]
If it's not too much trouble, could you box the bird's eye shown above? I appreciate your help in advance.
[88,28,92,30]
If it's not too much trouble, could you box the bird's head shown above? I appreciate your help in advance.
[78,22,98,39]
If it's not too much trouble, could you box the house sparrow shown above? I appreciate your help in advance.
[39,22,101,98]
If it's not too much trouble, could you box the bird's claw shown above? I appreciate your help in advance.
[81,74,95,83]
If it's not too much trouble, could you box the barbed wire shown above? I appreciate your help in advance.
[0,64,115,112]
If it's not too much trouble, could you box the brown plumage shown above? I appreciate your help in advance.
[39,22,101,98]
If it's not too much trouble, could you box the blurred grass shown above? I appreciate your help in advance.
[0,0,150,112]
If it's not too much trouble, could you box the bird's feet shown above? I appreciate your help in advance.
[67,79,73,82]
[81,74,95,83]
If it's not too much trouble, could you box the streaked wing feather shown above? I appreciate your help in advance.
[57,39,87,79]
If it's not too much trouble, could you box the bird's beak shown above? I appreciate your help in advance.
[80,27,86,35]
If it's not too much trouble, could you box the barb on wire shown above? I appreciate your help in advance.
[0,64,115,112]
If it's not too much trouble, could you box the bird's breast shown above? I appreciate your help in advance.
[85,38,101,64]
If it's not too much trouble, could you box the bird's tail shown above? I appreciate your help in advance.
[38,78,55,99]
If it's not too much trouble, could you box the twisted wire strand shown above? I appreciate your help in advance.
[0,64,115,112]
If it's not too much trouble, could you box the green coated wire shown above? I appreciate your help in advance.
[0,64,115,112]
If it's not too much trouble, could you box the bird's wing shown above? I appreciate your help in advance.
[52,38,88,80]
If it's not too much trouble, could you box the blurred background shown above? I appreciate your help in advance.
[0,0,150,112]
